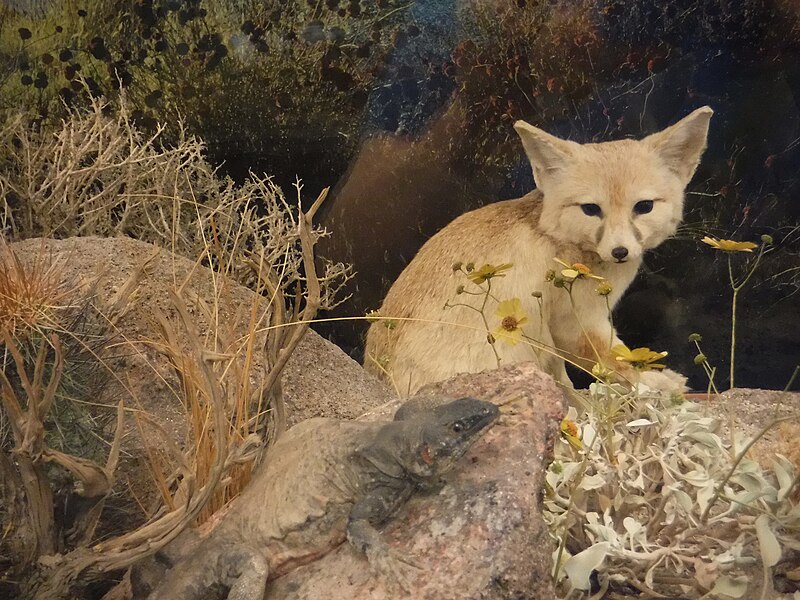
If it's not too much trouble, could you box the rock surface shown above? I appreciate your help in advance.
[9,236,394,425]
[267,362,566,600]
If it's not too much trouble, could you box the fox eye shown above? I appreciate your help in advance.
[633,200,654,215]
[452,422,463,433]
[580,203,602,217]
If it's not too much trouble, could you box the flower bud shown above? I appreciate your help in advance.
[465,262,475,272]
[591,363,613,380]
[760,234,773,245]
[544,269,556,282]
[688,333,702,342]
[693,353,707,365]
[456,285,465,294]
[452,261,463,271]
[595,281,613,296]
[531,290,542,298]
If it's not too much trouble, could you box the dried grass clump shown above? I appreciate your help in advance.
[547,384,800,599]
[0,91,350,308]
[0,242,74,340]
[2,191,336,599]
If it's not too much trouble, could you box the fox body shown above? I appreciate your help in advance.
[365,107,713,395]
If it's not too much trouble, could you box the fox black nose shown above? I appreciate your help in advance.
[611,247,629,261]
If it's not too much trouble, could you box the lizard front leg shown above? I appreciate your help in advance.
[346,484,419,591]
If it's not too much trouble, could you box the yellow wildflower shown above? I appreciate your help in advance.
[560,418,583,450]
[701,236,758,252]
[491,298,528,346]
[467,263,513,284]
[611,344,668,371]
[553,258,605,281]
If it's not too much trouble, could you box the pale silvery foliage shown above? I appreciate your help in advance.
[547,383,800,599]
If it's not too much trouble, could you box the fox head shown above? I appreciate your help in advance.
[513,107,713,263]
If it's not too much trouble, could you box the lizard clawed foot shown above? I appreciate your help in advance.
[366,543,422,594]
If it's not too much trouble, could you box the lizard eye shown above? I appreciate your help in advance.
[452,422,463,433]
[633,200,654,215]
[580,203,602,217]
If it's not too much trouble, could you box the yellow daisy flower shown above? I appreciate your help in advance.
[560,418,583,450]
[611,344,668,371]
[553,258,605,281]
[701,236,758,252]
[467,262,513,284]
[492,298,529,346]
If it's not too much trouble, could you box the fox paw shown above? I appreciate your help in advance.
[638,368,688,394]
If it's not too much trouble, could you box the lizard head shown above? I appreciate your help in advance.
[405,397,499,479]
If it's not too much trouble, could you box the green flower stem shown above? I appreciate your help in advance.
[693,339,737,454]
[566,285,602,366]
[480,280,501,367]
[729,273,737,389]
[447,278,502,368]
[535,295,544,339]
[727,244,767,389]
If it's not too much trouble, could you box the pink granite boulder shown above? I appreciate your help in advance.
[267,362,566,599]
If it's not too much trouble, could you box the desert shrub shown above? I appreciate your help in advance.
[0,91,350,306]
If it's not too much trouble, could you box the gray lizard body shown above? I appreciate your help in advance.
[140,397,499,600]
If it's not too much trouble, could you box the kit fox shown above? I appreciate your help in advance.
[365,107,713,395]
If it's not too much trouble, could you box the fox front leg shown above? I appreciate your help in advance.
[570,323,687,393]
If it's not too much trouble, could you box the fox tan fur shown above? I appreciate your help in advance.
[365,107,713,395]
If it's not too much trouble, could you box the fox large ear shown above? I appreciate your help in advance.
[645,106,713,184]
[513,121,579,192]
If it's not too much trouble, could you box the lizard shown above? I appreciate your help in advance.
[136,396,500,600]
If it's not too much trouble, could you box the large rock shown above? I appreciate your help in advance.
[9,235,394,424]
[267,362,566,600]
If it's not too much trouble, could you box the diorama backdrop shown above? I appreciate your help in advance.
[2,0,798,390]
